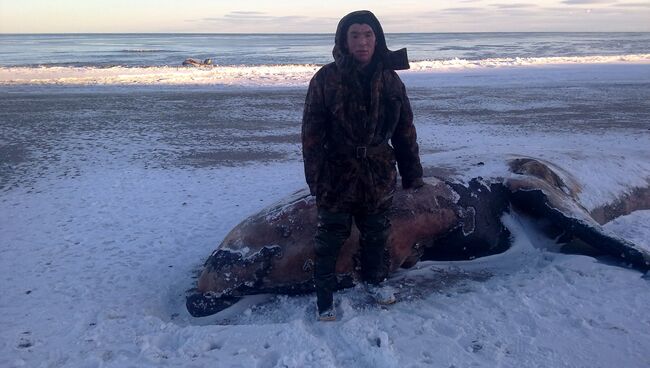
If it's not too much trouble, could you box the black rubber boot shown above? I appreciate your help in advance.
[313,209,352,313]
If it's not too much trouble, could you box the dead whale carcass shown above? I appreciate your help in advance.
[187,177,480,317]
[186,158,650,317]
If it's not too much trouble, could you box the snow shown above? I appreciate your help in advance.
[1,61,650,367]
[604,211,650,253]
[1,54,648,86]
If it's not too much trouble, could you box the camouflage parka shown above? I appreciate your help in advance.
[301,10,424,213]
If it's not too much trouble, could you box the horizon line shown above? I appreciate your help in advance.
[2,31,650,35]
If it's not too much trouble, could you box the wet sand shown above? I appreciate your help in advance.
[1,81,649,190]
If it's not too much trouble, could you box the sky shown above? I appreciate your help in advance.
[1,0,649,33]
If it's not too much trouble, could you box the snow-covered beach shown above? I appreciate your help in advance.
[1,61,650,367]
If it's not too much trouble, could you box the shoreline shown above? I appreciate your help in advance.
[1,59,649,88]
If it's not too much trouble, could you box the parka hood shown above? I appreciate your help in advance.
[332,10,410,71]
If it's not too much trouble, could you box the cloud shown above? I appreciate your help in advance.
[612,2,650,7]
[230,11,267,15]
[561,0,618,4]
[205,11,317,23]
[440,7,485,13]
[188,12,338,33]
[202,11,308,22]
[185,4,649,33]
[490,3,537,8]
[223,12,274,20]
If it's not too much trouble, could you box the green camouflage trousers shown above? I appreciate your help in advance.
[313,207,390,312]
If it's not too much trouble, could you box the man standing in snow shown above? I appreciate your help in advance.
[301,10,424,321]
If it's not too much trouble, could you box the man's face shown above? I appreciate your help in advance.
[346,23,376,67]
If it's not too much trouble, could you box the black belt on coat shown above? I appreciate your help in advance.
[328,143,390,159]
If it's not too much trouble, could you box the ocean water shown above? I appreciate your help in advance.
[0,33,649,86]
[1,32,649,67]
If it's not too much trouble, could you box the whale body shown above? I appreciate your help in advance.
[187,157,650,317]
